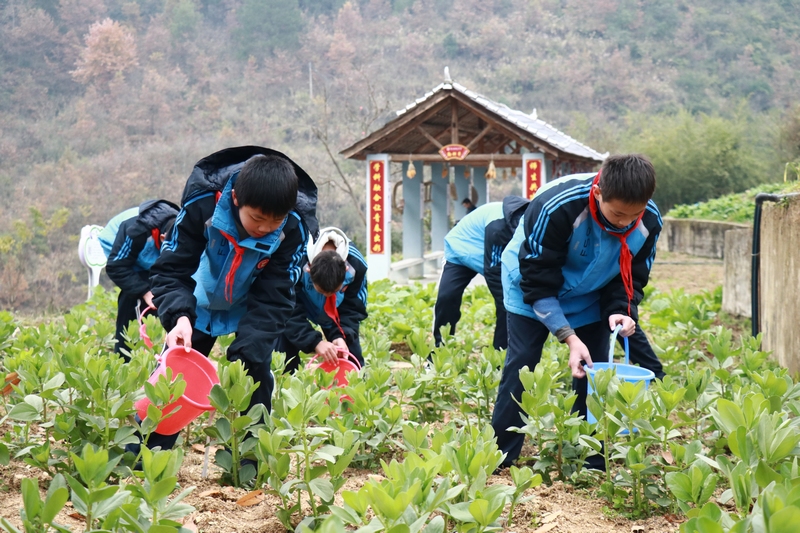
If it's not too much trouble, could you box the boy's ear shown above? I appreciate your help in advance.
[303,263,311,273]
[231,189,239,207]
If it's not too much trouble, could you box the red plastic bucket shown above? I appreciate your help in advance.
[134,346,220,434]
[305,350,361,396]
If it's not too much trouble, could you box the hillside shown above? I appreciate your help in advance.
[2,0,800,310]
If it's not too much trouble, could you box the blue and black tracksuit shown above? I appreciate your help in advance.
[145,146,318,451]
[278,243,368,373]
[98,199,178,359]
[433,196,529,350]
[492,173,663,467]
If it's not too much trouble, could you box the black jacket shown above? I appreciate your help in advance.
[105,199,179,298]
[150,146,318,364]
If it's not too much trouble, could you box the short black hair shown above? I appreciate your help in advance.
[598,154,656,205]
[234,154,298,216]
[461,198,473,204]
[309,250,347,295]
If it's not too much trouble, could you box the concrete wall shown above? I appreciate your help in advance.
[759,199,800,375]
[722,228,752,317]
[658,218,751,259]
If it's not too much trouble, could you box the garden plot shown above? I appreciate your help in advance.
[1,271,797,533]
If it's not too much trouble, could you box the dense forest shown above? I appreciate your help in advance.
[2,0,800,311]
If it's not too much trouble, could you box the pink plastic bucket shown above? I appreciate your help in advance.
[134,346,220,434]
[305,350,361,398]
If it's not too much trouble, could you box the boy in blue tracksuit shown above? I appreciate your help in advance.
[98,199,178,359]
[278,227,368,373]
[433,196,529,350]
[145,146,318,451]
[492,154,662,469]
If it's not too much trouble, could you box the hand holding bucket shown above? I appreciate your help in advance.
[585,325,655,425]
[305,348,362,390]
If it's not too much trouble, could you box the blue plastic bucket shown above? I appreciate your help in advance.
[585,326,655,425]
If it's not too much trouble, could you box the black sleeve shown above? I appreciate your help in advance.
[322,256,368,341]
[150,196,216,331]
[518,195,579,306]
[282,284,324,354]
[226,215,308,365]
[600,206,662,321]
[105,219,151,298]
[483,219,510,303]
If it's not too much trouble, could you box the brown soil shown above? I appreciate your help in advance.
[0,449,681,532]
[649,251,723,295]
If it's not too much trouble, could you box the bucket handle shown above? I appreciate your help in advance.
[306,348,362,371]
[608,324,630,365]
[136,301,157,349]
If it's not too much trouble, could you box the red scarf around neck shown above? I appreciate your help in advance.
[587,171,644,315]
[324,295,346,339]
[218,229,244,303]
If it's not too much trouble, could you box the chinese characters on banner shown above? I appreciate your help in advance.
[369,160,385,254]
[524,156,543,200]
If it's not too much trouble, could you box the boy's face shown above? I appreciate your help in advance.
[232,190,285,238]
[592,188,647,229]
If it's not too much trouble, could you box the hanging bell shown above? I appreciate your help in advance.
[441,165,449,178]
[502,168,508,180]
[406,163,416,179]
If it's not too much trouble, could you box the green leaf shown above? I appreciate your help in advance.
[309,478,335,503]
[7,402,41,422]
[21,479,42,519]
[0,443,8,465]
[665,472,693,502]
[41,487,69,524]
[768,506,800,533]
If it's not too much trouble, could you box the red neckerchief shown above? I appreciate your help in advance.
[324,295,346,339]
[218,229,244,303]
[151,228,161,250]
[587,171,644,315]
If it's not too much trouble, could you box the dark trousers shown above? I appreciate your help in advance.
[114,291,140,361]
[129,328,275,453]
[491,312,611,467]
[279,331,364,374]
[433,262,508,350]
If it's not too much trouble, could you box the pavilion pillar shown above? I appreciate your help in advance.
[429,163,449,252]
[453,165,470,220]
[401,161,424,278]
[472,167,488,205]
[522,152,546,200]
[366,154,391,281]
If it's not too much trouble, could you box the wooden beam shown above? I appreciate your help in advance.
[449,92,560,158]
[451,100,459,144]
[413,124,452,152]
[416,126,444,149]
[465,123,493,151]
[340,92,450,158]
[369,101,450,154]
[388,153,524,162]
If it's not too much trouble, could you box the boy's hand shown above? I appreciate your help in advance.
[167,316,193,351]
[331,338,348,353]
[566,335,592,378]
[608,314,636,337]
[315,341,339,365]
[142,291,155,308]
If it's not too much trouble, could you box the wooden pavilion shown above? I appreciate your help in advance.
[340,71,607,281]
